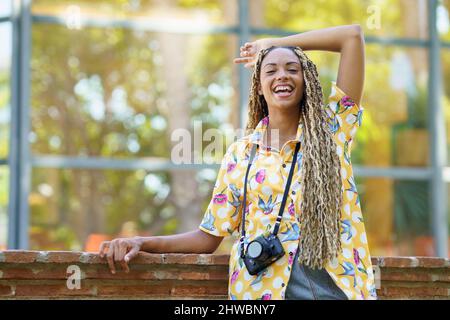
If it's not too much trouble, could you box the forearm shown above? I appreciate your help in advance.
[137,229,218,254]
[264,24,363,52]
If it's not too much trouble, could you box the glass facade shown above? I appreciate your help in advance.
[4,0,449,258]
[0,2,12,250]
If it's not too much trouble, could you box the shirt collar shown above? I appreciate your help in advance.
[249,116,304,149]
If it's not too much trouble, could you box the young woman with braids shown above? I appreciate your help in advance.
[99,25,377,300]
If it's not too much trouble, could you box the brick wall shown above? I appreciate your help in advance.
[0,251,448,299]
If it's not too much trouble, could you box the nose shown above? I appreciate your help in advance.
[276,69,289,80]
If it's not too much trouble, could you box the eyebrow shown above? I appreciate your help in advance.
[263,62,301,68]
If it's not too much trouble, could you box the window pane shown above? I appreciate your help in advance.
[0,166,8,250]
[293,45,429,168]
[31,0,237,27]
[0,0,12,18]
[356,45,429,167]
[0,22,11,159]
[251,0,428,40]
[30,167,223,251]
[244,41,429,169]
[356,177,433,257]
[31,24,238,158]
[441,50,450,165]
[447,183,450,255]
[439,1,450,41]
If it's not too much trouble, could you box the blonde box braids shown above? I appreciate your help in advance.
[246,46,343,269]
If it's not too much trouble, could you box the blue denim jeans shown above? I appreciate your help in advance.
[285,248,348,300]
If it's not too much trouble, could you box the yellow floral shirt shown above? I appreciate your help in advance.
[199,82,377,300]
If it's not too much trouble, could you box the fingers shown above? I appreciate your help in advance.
[124,245,140,263]
[240,42,256,54]
[116,242,129,273]
[98,241,110,258]
[100,238,142,274]
[106,243,116,274]
[240,42,253,50]
[233,58,255,70]
[233,57,252,64]
[236,41,257,68]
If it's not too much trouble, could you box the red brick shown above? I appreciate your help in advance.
[81,265,227,281]
[437,273,450,282]
[46,252,82,263]
[210,255,230,265]
[0,267,74,280]
[3,251,40,263]
[0,285,12,296]
[91,252,228,266]
[97,284,171,296]
[416,257,448,268]
[376,257,419,268]
[130,253,164,265]
[84,268,160,280]
[171,283,227,296]
[381,286,449,297]
[15,284,96,297]
[380,270,437,282]
[196,254,230,265]
[163,254,200,265]
[78,253,104,264]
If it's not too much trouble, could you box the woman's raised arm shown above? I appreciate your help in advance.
[234,24,365,105]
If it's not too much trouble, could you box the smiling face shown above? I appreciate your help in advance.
[258,47,305,112]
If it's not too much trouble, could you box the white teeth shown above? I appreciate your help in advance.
[274,85,293,93]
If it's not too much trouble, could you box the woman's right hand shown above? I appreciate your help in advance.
[99,236,143,274]
[233,38,272,69]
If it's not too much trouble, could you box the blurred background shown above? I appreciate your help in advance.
[1,0,449,258]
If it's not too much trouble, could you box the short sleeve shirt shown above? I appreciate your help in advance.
[199,81,377,300]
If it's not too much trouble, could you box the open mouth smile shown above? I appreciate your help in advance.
[272,84,294,98]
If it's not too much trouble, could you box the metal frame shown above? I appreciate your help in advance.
[0,11,12,165]
[428,0,448,257]
[7,0,31,249]
[5,0,449,256]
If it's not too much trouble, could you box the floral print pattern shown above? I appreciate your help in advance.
[199,81,377,300]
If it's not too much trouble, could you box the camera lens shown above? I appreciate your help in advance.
[247,241,263,258]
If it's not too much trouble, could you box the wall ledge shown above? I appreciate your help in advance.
[0,251,449,299]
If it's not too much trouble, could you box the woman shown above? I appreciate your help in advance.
[99,24,377,300]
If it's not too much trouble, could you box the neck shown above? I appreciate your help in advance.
[265,108,300,150]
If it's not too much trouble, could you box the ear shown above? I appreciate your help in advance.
[257,83,262,96]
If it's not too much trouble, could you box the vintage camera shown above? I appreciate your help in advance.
[243,233,285,275]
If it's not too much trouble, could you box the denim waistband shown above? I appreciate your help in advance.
[284,248,348,300]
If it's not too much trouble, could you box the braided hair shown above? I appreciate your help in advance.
[247,46,343,269]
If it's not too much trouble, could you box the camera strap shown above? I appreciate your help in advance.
[239,143,258,258]
[240,141,300,259]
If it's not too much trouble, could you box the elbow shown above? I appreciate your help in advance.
[349,24,364,40]
[341,24,364,51]
[196,229,222,254]
[202,244,218,254]
[205,247,216,254]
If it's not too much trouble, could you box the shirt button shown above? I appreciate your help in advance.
[292,191,296,195]
[282,163,286,168]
